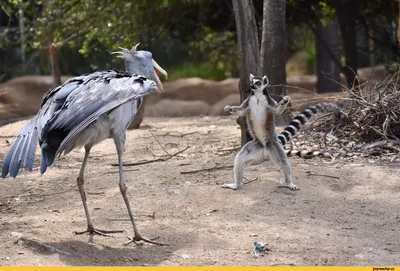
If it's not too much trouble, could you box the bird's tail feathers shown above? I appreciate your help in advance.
[39,142,58,174]
[1,118,39,178]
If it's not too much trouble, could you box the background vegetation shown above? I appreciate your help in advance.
[0,0,399,83]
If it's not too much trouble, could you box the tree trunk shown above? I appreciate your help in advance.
[18,7,26,64]
[260,0,291,125]
[316,21,341,93]
[398,1,400,43]
[49,43,61,87]
[232,0,260,146]
[335,0,359,88]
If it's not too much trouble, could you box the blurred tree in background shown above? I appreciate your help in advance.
[0,0,399,88]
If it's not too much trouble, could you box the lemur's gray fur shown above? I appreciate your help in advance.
[223,74,297,191]
[222,74,341,190]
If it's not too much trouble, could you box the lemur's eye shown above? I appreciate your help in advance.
[255,81,261,87]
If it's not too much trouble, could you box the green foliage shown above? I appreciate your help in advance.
[189,28,238,78]
[1,0,399,82]
[167,61,228,81]
[286,30,316,75]
[318,1,335,26]
[0,0,239,80]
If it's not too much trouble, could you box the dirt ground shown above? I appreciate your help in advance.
[0,116,399,266]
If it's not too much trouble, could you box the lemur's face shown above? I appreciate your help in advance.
[249,74,269,97]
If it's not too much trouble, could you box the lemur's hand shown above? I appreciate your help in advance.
[281,96,290,105]
[224,105,232,113]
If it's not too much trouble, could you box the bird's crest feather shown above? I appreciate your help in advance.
[111,43,140,59]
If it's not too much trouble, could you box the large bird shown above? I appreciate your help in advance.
[1,43,168,245]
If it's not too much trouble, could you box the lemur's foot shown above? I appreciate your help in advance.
[221,183,242,190]
[278,182,300,191]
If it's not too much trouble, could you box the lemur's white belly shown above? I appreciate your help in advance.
[248,97,268,143]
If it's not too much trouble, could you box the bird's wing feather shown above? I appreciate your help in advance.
[42,73,155,155]
[56,93,144,156]
[40,71,103,107]
[44,73,153,134]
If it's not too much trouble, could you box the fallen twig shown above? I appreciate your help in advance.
[244,177,259,185]
[180,165,233,174]
[111,146,190,167]
[167,131,199,137]
[138,131,199,139]
[102,168,139,175]
[306,173,340,179]
[149,130,171,156]
[107,212,155,220]
[217,146,241,152]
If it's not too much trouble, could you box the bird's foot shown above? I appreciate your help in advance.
[74,228,124,237]
[123,235,167,246]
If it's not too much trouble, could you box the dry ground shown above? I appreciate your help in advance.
[0,116,399,266]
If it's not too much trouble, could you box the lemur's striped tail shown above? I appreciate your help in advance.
[285,149,333,160]
[278,102,340,160]
[278,102,340,146]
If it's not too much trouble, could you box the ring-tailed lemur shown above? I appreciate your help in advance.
[222,74,340,191]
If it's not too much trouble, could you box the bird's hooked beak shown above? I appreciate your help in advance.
[152,59,168,93]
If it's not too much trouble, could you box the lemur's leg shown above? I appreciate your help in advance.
[265,140,299,191]
[222,140,264,190]
[273,96,290,115]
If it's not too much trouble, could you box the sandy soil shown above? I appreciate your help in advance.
[0,116,399,266]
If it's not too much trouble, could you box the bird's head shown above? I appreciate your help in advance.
[112,43,168,92]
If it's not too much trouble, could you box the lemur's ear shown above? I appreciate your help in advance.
[262,75,269,85]
[249,74,254,82]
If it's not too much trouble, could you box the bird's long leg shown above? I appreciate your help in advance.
[74,145,124,236]
[113,132,166,246]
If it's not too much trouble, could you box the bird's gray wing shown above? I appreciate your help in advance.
[40,71,103,107]
[1,72,105,178]
[35,72,106,135]
[56,94,144,156]
[44,74,154,133]
[42,73,156,156]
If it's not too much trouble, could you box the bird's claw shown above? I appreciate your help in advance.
[74,228,124,237]
[123,235,167,246]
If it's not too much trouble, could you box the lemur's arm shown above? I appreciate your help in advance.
[271,96,290,115]
[224,96,250,117]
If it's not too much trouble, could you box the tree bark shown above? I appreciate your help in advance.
[334,0,359,88]
[398,0,400,43]
[260,0,291,125]
[49,42,61,87]
[316,21,341,93]
[232,0,260,146]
